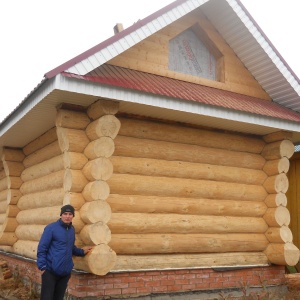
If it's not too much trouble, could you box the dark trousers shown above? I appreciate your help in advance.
[40,270,71,300]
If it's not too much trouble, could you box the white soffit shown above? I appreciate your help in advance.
[201,0,300,111]
[65,0,209,75]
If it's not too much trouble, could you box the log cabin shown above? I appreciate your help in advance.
[1,0,300,298]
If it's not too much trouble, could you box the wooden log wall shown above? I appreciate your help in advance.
[0,148,24,249]
[105,117,299,271]
[262,131,299,266]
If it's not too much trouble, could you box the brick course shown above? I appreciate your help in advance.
[0,252,286,299]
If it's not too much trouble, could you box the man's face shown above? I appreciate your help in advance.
[61,212,74,224]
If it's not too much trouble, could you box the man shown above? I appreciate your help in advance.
[37,204,92,300]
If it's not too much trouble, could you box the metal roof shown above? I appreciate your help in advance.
[1,0,300,149]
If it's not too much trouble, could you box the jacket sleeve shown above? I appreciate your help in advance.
[72,244,85,257]
[37,225,53,271]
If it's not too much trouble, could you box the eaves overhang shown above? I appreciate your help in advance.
[1,74,300,150]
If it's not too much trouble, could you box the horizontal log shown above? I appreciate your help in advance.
[12,240,38,259]
[82,158,113,181]
[264,193,287,207]
[57,127,90,153]
[18,188,64,210]
[56,109,90,129]
[261,140,294,160]
[0,177,23,191]
[263,157,290,176]
[263,173,289,194]
[108,213,268,234]
[21,153,88,182]
[3,161,24,177]
[86,115,121,140]
[80,200,112,224]
[5,205,19,218]
[112,252,269,271]
[109,233,269,254]
[23,141,62,168]
[263,206,290,227]
[108,174,268,201]
[111,156,266,185]
[80,223,111,245]
[87,100,119,120]
[265,226,293,243]
[82,180,110,201]
[0,232,17,246]
[0,169,5,181]
[114,136,265,170]
[73,244,117,275]
[15,224,45,241]
[84,137,115,159]
[118,117,265,154]
[63,192,85,210]
[0,201,6,213]
[264,243,299,266]
[1,148,25,162]
[0,189,22,204]
[107,194,267,217]
[263,131,293,143]
[1,217,18,232]
[20,170,64,194]
[23,127,57,156]
[64,169,89,193]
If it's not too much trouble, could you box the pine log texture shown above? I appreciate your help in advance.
[112,252,269,271]
[21,153,88,182]
[57,127,90,153]
[20,170,65,194]
[87,100,119,120]
[263,207,290,227]
[111,156,266,185]
[80,201,111,224]
[263,174,289,194]
[1,217,18,232]
[107,194,267,217]
[109,233,269,254]
[12,240,38,259]
[263,157,290,176]
[1,148,25,162]
[261,140,294,160]
[63,192,85,210]
[86,115,121,140]
[263,131,293,143]
[17,188,64,210]
[264,243,300,266]
[114,136,265,169]
[265,193,287,207]
[23,141,61,168]
[108,213,268,234]
[2,161,24,177]
[108,174,267,201]
[23,127,57,156]
[0,232,17,246]
[0,189,22,205]
[0,177,22,190]
[265,226,293,243]
[63,169,88,192]
[73,244,117,275]
[80,223,111,245]
[56,109,90,129]
[82,180,110,201]
[15,224,45,241]
[82,158,113,181]
[84,137,115,159]
[118,117,265,154]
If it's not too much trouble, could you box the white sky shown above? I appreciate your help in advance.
[0,0,299,122]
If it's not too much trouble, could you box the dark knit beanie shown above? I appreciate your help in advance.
[60,204,75,216]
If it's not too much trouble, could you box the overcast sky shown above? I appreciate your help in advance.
[0,0,299,122]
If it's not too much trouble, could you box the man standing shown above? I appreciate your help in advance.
[37,204,92,300]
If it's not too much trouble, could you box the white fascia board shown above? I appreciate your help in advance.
[58,74,300,133]
[66,0,209,76]
[227,0,300,95]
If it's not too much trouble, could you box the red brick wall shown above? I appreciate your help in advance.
[0,252,286,299]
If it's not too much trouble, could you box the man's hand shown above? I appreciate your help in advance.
[82,246,93,255]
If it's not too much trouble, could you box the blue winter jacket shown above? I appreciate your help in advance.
[37,219,85,276]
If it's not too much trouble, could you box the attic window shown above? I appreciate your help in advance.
[168,25,223,81]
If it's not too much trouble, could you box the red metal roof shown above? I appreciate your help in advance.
[62,64,300,122]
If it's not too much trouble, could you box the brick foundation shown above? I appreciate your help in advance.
[0,251,286,299]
